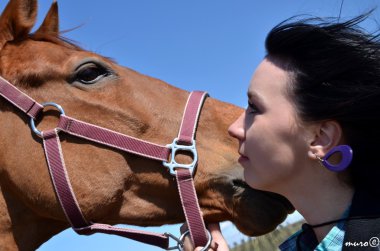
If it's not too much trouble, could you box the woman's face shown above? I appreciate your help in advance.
[228,58,313,193]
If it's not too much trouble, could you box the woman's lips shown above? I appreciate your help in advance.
[238,153,249,163]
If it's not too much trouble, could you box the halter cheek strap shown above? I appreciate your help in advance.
[0,76,211,250]
[0,75,43,118]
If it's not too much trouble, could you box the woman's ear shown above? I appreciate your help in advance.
[307,120,343,159]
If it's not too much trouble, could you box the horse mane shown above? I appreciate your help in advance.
[28,32,117,64]
[29,32,82,51]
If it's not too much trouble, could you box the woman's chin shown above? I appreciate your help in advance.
[243,172,269,192]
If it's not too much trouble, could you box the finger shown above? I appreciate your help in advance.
[194,242,219,251]
[182,232,194,251]
[207,223,229,250]
[209,241,219,250]
[208,223,221,233]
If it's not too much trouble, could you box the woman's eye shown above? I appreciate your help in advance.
[75,64,110,84]
[247,101,259,114]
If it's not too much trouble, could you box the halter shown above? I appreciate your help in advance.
[0,76,211,250]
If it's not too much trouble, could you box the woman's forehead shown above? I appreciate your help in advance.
[249,59,290,98]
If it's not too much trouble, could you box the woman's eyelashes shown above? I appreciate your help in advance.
[247,101,260,114]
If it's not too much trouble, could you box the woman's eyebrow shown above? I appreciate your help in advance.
[247,90,263,103]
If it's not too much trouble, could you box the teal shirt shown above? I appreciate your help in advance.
[279,221,346,251]
[279,209,350,251]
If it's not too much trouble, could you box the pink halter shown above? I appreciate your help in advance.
[0,76,211,250]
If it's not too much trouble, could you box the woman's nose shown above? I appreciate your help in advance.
[228,112,245,140]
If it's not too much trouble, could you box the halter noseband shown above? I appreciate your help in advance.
[0,76,211,250]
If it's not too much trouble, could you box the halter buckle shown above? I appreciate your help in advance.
[163,137,198,176]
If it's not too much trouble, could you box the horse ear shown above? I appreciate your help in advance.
[0,0,37,50]
[35,1,59,35]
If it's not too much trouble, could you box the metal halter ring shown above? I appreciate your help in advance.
[177,230,212,251]
[165,230,212,251]
[30,102,65,137]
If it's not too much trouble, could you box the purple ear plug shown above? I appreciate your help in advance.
[322,145,353,172]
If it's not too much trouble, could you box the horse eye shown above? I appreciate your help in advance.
[75,64,109,84]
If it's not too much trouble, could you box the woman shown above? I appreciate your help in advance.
[188,13,380,251]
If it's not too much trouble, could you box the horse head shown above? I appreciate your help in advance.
[0,0,293,249]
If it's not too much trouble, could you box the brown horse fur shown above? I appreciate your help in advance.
[0,1,294,250]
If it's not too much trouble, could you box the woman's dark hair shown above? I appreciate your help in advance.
[265,12,380,193]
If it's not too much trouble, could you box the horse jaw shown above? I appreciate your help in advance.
[0,184,68,251]
[194,166,294,236]
[199,173,294,236]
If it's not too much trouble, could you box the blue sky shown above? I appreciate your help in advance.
[1,0,379,250]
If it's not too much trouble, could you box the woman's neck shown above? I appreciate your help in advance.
[284,175,354,242]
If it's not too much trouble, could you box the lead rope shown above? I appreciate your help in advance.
[0,76,211,250]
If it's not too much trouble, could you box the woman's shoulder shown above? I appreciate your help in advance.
[349,188,380,217]
[343,217,380,250]
[342,188,380,251]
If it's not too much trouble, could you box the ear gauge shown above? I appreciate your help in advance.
[315,145,353,172]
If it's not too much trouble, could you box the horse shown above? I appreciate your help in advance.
[0,0,294,250]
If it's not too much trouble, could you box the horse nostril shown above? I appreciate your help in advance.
[232,179,249,189]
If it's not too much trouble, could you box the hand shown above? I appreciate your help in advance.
[181,223,229,251]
